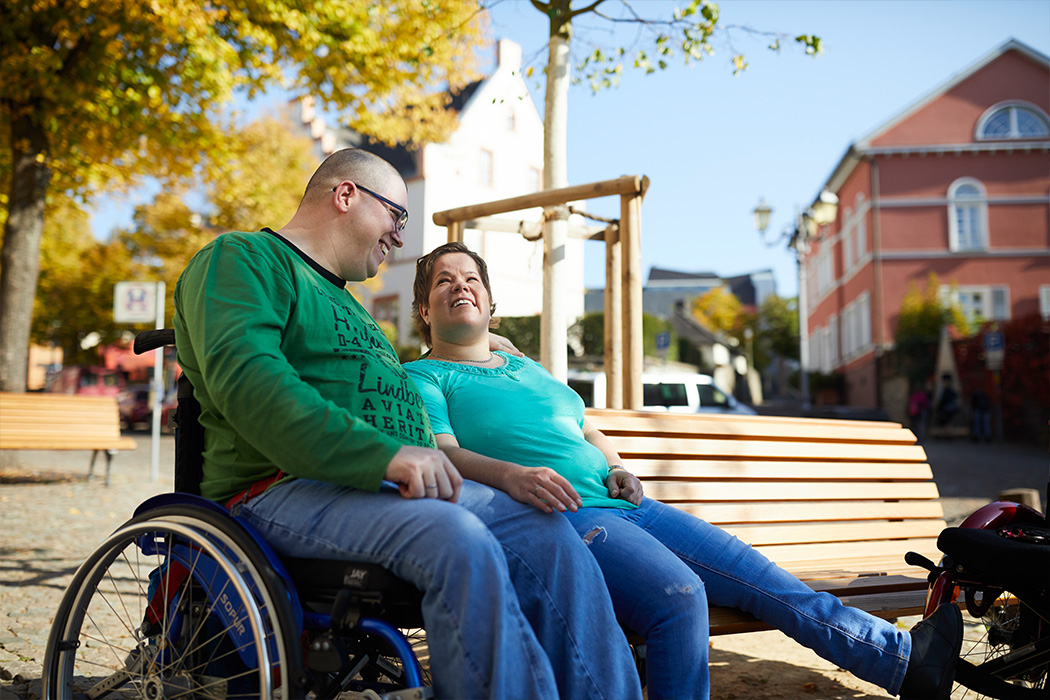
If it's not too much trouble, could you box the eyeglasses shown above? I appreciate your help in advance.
[334,183,409,232]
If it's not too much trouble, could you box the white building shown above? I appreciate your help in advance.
[297,39,586,349]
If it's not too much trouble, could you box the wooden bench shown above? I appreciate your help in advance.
[587,408,944,636]
[0,392,138,486]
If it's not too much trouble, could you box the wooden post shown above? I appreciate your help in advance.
[621,186,644,409]
[604,224,622,409]
[446,220,465,244]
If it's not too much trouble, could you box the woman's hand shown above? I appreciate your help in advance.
[487,332,524,357]
[507,467,583,514]
[606,468,643,506]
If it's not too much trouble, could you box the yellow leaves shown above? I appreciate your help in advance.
[692,285,743,335]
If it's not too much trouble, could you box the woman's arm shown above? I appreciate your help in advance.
[434,434,581,513]
[582,419,644,506]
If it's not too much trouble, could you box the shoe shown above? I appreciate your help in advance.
[898,604,963,699]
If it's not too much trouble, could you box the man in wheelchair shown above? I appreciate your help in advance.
[168,148,641,700]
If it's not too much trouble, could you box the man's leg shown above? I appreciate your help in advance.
[236,479,559,700]
[460,482,644,700]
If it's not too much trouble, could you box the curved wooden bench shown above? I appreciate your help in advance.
[0,392,138,486]
[587,408,944,636]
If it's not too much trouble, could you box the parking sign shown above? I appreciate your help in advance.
[114,282,158,323]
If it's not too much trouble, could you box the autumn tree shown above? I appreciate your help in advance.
[895,272,970,386]
[502,0,820,380]
[691,285,742,336]
[0,0,487,391]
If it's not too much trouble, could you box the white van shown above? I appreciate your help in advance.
[566,370,756,415]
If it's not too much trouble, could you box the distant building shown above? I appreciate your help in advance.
[296,40,585,346]
[584,267,776,318]
[800,38,1050,408]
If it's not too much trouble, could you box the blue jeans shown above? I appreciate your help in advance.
[565,498,911,700]
[237,478,642,700]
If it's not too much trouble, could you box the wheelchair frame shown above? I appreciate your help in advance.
[43,329,430,700]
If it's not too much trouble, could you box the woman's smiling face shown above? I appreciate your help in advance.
[421,252,492,342]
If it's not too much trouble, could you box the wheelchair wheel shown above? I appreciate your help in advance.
[952,593,1048,699]
[44,512,301,699]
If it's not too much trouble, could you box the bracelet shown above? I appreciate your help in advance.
[607,465,627,474]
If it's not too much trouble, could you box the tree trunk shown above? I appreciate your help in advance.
[540,5,572,381]
[0,100,51,392]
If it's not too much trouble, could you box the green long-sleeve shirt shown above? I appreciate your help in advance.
[173,229,435,503]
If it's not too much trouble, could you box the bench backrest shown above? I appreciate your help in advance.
[587,409,945,582]
[0,392,127,450]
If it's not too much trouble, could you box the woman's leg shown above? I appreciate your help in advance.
[459,482,642,700]
[236,478,559,700]
[631,498,911,695]
[564,506,710,700]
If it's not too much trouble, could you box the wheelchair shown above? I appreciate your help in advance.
[43,329,430,699]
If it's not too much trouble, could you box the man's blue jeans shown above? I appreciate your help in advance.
[565,498,911,700]
[236,478,642,700]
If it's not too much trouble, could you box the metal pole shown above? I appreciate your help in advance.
[150,281,165,483]
[796,238,810,410]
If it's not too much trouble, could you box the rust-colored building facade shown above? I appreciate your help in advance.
[801,39,1050,408]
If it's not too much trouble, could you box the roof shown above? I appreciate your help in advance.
[816,38,1050,203]
[647,267,720,283]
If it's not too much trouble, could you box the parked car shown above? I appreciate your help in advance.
[566,370,756,415]
[48,366,125,397]
[117,384,177,432]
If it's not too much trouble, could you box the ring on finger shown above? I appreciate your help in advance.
[426,484,438,489]
[534,485,541,495]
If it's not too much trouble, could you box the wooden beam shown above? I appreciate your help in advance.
[432,175,647,226]
[460,216,606,240]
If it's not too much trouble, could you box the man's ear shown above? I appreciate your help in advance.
[419,304,430,325]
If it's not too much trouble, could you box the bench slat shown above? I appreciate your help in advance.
[723,519,945,547]
[670,500,944,525]
[614,437,927,462]
[588,408,906,432]
[644,480,940,502]
[627,459,934,481]
[752,537,941,564]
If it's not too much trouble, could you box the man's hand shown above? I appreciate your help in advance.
[488,332,524,357]
[385,446,463,502]
[605,468,643,506]
[506,467,583,514]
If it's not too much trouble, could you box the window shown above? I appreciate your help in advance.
[1040,286,1050,320]
[843,207,854,269]
[373,296,400,340]
[643,382,690,407]
[977,102,1050,140]
[947,178,988,251]
[942,285,1010,323]
[841,293,871,360]
[697,384,729,408]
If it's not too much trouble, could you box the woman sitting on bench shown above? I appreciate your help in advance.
[403,242,963,700]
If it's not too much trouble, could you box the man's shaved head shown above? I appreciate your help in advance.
[300,148,402,206]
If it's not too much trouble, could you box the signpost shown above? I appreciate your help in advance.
[983,330,1005,441]
[655,331,670,363]
[114,281,165,482]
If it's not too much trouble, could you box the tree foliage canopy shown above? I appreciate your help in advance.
[691,285,742,336]
[1,0,488,389]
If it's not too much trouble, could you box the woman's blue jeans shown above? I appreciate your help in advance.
[565,498,911,700]
[236,478,642,700]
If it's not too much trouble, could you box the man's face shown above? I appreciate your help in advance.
[338,174,407,281]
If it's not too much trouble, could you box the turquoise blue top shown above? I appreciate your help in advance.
[404,354,634,510]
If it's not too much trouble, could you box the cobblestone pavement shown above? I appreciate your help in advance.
[1,431,1045,698]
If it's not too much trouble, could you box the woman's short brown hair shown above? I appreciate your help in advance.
[411,242,497,348]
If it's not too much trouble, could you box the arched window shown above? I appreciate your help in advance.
[947,178,988,251]
[976,102,1050,140]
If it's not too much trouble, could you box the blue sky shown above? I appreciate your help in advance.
[89,0,1050,296]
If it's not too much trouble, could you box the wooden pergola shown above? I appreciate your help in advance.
[432,175,649,409]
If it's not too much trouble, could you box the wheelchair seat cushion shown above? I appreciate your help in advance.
[937,526,1050,588]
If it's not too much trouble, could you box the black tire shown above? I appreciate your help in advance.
[44,506,302,699]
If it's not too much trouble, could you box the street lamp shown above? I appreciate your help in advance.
[753,192,838,410]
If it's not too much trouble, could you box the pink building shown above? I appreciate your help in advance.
[800,39,1050,408]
